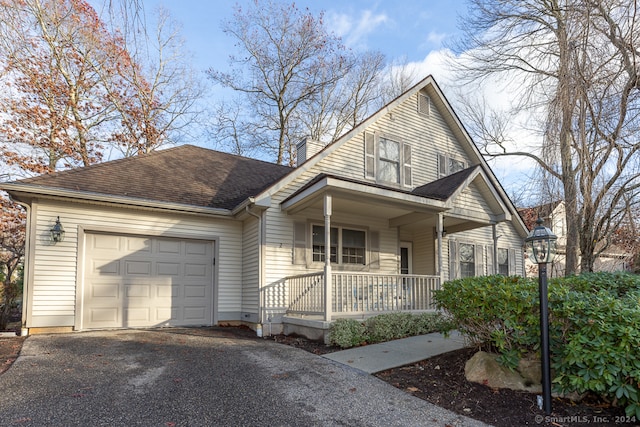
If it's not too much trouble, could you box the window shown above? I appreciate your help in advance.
[438,153,467,178]
[459,243,475,278]
[498,248,509,275]
[312,225,366,265]
[378,138,400,183]
[364,132,412,186]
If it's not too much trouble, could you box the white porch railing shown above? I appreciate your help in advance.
[333,273,440,313]
[261,272,440,322]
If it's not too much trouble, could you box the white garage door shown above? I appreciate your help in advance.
[82,233,214,329]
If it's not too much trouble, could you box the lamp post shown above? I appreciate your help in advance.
[525,217,557,415]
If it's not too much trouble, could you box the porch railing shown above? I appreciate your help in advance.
[333,273,440,314]
[261,272,440,322]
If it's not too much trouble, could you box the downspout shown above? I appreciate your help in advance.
[245,205,264,337]
[11,200,32,337]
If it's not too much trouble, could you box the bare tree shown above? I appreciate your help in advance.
[207,1,385,166]
[97,2,205,155]
[452,0,640,275]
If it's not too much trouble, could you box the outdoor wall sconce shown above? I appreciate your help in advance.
[525,217,557,415]
[50,216,65,243]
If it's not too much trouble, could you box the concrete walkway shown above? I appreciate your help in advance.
[324,331,466,373]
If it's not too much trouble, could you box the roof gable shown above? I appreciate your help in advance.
[11,145,292,210]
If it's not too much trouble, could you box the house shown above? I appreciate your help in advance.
[519,201,632,277]
[0,76,529,340]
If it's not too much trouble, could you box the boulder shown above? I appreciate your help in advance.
[465,351,542,393]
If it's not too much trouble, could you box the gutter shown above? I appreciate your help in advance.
[0,183,233,218]
[7,198,32,336]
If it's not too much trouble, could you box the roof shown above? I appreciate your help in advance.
[411,166,480,200]
[10,145,293,210]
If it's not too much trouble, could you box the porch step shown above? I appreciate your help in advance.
[322,331,465,374]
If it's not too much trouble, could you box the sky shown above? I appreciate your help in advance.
[139,0,468,79]
[122,0,534,197]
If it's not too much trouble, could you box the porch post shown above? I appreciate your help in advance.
[324,193,332,322]
[492,224,499,275]
[437,213,444,283]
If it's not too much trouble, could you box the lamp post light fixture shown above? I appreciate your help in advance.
[50,216,65,243]
[525,217,557,415]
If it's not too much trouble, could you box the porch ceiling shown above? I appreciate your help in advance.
[280,175,446,221]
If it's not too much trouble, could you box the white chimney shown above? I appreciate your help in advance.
[296,138,324,166]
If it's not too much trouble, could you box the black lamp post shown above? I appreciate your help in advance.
[525,217,557,415]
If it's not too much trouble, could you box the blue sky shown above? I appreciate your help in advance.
[140,0,468,77]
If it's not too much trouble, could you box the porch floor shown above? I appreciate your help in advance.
[323,331,465,374]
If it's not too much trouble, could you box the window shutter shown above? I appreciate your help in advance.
[293,222,307,265]
[438,154,447,178]
[475,245,485,276]
[364,132,375,179]
[449,240,458,280]
[508,248,517,275]
[368,231,380,269]
[487,245,495,275]
[403,143,412,186]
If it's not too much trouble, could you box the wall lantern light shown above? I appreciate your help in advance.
[524,217,557,415]
[50,216,65,243]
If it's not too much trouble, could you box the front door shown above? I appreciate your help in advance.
[400,242,412,274]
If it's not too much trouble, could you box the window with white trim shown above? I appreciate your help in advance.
[438,153,467,178]
[312,225,366,265]
[498,248,509,275]
[364,132,412,187]
[459,243,476,278]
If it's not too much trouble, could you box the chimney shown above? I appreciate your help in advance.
[296,138,324,166]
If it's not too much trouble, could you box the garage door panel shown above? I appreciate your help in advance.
[125,237,152,253]
[125,307,151,322]
[186,241,209,256]
[91,259,120,275]
[125,260,152,276]
[185,263,208,277]
[83,234,214,329]
[92,283,120,299]
[157,262,180,276]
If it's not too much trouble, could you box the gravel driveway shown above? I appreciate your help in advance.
[0,328,488,426]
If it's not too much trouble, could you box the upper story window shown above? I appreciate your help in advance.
[438,153,467,178]
[364,132,412,187]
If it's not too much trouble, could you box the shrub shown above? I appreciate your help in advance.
[328,318,367,348]
[435,272,640,419]
[328,312,451,349]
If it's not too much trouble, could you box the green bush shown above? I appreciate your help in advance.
[328,312,451,349]
[328,318,367,348]
[434,272,640,419]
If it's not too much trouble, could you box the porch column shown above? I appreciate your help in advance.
[492,224,499,275]
[437,213,444,283]
[324,193,332,322]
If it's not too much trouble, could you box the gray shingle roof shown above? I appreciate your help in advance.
[411,166,479,200]
[17,145,293,210]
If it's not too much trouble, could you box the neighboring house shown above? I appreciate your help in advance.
[519,201,631,277]
[1,76,529,339]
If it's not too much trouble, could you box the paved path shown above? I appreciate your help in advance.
[324,331,466,373]
[0,329,488,427]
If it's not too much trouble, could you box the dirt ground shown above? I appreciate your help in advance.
[0,329,635,427]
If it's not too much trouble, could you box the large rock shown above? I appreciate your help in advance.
[465,351,542,393]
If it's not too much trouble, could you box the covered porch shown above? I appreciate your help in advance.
[261,271,441,322]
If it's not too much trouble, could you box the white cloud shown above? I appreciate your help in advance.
[326,9,389,49]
